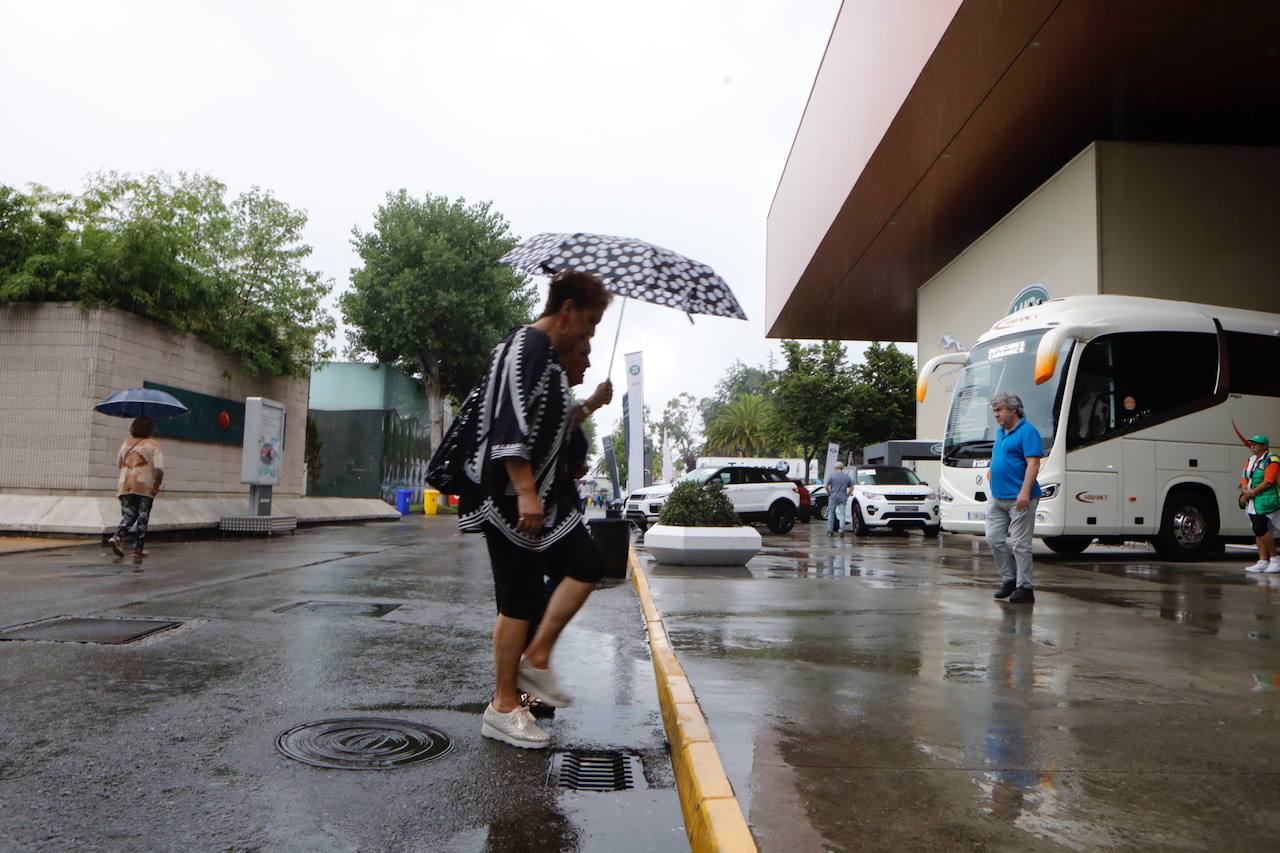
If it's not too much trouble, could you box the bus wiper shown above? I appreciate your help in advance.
[944,440,993,461]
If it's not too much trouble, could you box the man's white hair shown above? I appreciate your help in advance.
[990,391,1024,418]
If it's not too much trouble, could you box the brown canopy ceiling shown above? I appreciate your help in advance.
[766,0,1280,341]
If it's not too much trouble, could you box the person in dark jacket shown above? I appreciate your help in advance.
[458,271,613,749]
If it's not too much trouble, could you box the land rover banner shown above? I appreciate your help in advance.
[824,442,840,479]
[625,352,644,496]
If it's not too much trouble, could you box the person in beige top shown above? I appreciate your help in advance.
[109,417,164,558]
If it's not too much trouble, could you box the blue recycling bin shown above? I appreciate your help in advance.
[395,488,413,515]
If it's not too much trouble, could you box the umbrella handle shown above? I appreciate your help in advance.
[606,295,627,377]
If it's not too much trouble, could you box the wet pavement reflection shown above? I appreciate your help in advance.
[638,523,1280,851]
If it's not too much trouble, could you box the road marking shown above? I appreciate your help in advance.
[629,546,757,852]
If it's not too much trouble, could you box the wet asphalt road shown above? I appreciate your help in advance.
[0,517,685,852]
[638,522,1280,851]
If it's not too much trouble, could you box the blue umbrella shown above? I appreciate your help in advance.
[95,388,189,419]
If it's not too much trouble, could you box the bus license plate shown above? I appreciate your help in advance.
[967,511,986,521]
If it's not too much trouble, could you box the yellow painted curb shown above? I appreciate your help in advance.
[629,546,757,852]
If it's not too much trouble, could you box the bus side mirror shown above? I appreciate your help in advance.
[916,351,969,402]
[1034,326,1082,385]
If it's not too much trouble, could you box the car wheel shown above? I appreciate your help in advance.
[1154,488,1217,561]
[767,501,796,534]
[1042,535,1091,555]
[850,502,870,535]
[819,502,829,521]
[924,524,941,538]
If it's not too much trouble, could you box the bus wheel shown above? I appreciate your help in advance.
[1154,489,1217,562]
[1043,536,1091,555]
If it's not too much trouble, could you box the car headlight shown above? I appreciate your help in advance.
[938,489,954,502]
[1040,483,1059,499]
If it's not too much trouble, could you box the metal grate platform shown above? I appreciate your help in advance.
[0,616,182,644]
[548,751,648,792]
[220,516,297,535]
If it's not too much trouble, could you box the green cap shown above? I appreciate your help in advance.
[1249,434,1270,445]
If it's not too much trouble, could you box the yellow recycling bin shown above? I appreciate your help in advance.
[423,489,440,515]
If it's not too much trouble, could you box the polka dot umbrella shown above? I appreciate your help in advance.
[499,232,747,371]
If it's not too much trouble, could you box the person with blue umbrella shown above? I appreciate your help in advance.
[96,388,186,558]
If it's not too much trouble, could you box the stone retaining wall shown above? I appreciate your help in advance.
[0,302,307,496]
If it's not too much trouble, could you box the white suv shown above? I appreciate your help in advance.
[845,466,941,536]
[626,465,800,534]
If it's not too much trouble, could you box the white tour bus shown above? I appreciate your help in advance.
[917,295,1280,560]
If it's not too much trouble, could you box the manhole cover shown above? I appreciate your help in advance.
[273,601,401,617]
[276,718,451,769]
[0,616,182,644]
[548,751,648,791]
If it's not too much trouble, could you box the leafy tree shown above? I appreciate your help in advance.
[703,394,779,456]
[342,191,536,441]
[0,173,334,377]
[699,359,775,430]
[770,340,852,476]
[834,342,917,456]
[655,392,701,474]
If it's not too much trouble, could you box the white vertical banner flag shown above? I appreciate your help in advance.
[824,442,840,480]
[625,352,644,496]
[661,433,673,484]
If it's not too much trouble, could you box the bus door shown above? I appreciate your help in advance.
[1121,439,1157,534]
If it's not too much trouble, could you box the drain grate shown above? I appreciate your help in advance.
[277,717,451,769]
[0,616,182,644]
[548,751,648,792]
[273,601,401,618]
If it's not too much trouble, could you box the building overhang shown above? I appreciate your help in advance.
[765,0,1280,342]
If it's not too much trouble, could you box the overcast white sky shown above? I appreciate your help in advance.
[3,0,915,433]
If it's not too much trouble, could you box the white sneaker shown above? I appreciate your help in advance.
[481,703,550,749]
[1266,558,1280,574]
[1245,560,1269,573]
[517,659,573,707]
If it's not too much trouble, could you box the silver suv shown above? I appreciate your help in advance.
[626,465,801,534]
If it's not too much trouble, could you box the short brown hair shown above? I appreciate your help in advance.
[540,270,611,317]
[130,417,156,438]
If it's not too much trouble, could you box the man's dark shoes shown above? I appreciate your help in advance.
[1007,586,1035,604]
[993,580,1017,599]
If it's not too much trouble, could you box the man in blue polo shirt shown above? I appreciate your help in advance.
[986,391,1044,604]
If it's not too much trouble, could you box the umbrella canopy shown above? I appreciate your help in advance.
[95,388,189,419]
[500,232,748,321]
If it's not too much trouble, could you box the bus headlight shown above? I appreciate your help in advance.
[938,489,954,502]
[1040,483,1060,499]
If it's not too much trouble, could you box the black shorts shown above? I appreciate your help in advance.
[1250,513,1275,537]
[482,522,604,620]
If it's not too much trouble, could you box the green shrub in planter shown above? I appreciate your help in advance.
[658,479,742,527]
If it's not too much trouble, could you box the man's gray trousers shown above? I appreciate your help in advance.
[984,497,1039,588]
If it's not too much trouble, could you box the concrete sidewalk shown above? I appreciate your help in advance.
[0,494,400,535]
[641,522,1280,851]
[0,515,686,851]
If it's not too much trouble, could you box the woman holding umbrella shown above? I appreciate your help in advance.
[459,270,613,749]
[109,417,165,558]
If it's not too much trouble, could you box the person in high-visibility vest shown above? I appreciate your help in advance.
[1240,434,1280,573]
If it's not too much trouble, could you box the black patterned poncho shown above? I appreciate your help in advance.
[457,325,581,550]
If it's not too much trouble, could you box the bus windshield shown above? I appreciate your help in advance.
[943,331,1070,463]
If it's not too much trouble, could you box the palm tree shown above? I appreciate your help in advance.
[703,394,777,456]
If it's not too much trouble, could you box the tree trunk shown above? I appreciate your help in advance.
[418,355,445,448]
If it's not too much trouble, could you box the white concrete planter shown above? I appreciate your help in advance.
[644,524,762,566]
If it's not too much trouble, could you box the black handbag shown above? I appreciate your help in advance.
[426,386,482,494]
